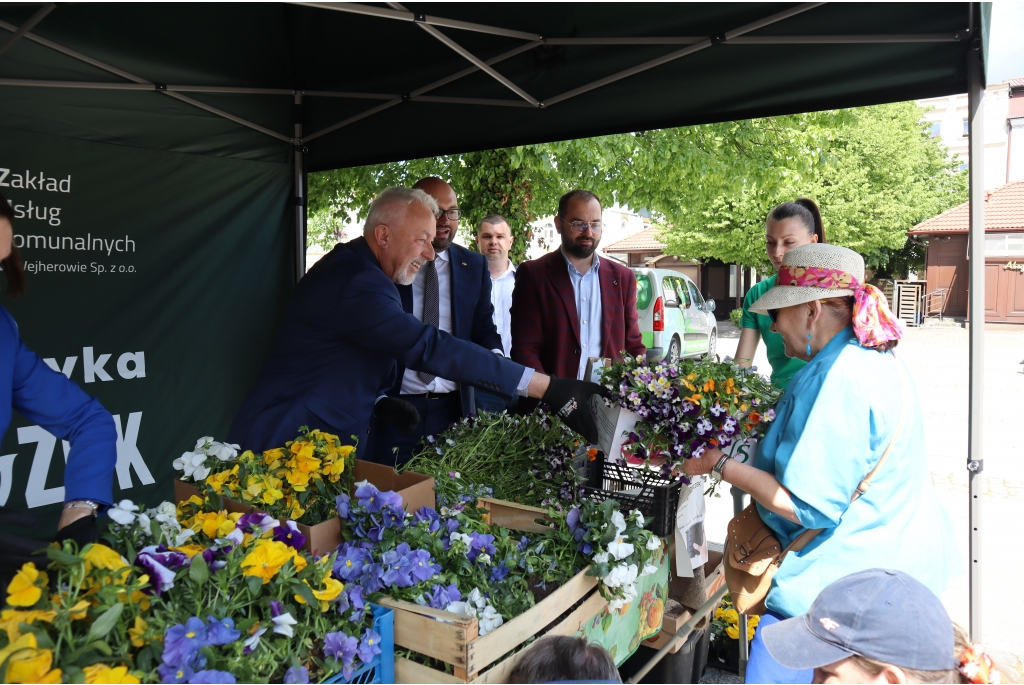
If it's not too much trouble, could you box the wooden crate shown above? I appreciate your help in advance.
[382,497,609,683]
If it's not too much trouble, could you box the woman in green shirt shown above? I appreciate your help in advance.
[736,198,825,389]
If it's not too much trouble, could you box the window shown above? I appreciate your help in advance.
[687,281,705,309]
[635,274,653,310]
[985,234,1024,256]
[959,163,968,172]
[930,121,942,137]
[674,278,692,307]
[662,277,679,306]
[728,265,737,298]
[963,118,969,137]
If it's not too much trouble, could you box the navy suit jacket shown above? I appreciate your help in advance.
[389,242,503,416]
[1,307,117,507]
[227,237,525,453]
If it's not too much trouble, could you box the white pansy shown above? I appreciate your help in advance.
[631,510,645,528]
[194,436,215,450]
[645,536,662,551]
[476,553,491,566]
[610,511,627,535]
[272,612,298,638]
[174,528,196,546]
[602,562,639,589]
[478,605,504,636]
[107,500,139,525]
[640,563,658,577]
[210,441,240,462]
[192,463,211,481]
[607,535,635,561]
[136,512,152,533]
[593,552,610,565]
[446,601,473,617]
[450,532,473,547]
[243,627,267,652]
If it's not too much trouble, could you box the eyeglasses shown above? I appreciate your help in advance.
[767,309,779,324]
[436,208,463,220]
[559,217,603,233]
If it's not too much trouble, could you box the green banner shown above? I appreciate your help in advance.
[0,128,293,535]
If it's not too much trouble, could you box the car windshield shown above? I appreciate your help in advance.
[635,274,653,310]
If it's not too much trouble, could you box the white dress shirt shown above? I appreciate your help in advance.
[563,249,603,381]
[489,259,516,357]
[401,248,459,394]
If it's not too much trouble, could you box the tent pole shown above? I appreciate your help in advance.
[294,93,307,282]
[965,31,985,643]
[0,2,54,58]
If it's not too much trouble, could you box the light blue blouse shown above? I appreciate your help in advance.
[754,327,961,618]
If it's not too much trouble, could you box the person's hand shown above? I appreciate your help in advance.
[682,446,726,477]
[541,377,609,444]
[375,397,421,436]
[54,514,99,548]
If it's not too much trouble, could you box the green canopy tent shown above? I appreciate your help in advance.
[0,0,990,652]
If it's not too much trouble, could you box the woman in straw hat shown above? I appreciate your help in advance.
[685,244,960,684]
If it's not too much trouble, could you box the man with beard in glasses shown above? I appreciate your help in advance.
[229,187,607,457]
[511,190,645,391]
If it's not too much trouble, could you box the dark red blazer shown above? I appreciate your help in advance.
[510,250,645,379]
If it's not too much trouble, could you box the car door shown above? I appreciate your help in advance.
[684,279,710,353]
[661,275,686,361]
[669,277,696,355]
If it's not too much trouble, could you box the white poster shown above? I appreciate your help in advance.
[674,476,708,577]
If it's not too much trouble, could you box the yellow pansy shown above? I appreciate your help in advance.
[0,608,56,641]
[240,540,294,583]
[288,499,306,521]
[169,544,206,558]
[6,563,45,607]
[721,608,739,625]
[128,616,150,648]
[263,447,286,469]
[67,599,90,620]
[83,543,128,573]
[289,440,316,461]
[193,511,237,538]
[725,624,740,640]
[313,576,344,602]
[205,466,238,495]
[84,663,141,684]
[703,379,715,392]
[0,633,61,684]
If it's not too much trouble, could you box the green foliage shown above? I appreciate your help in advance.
[729,309,743,328]
[660,102,966,276]
[309,102,964,279]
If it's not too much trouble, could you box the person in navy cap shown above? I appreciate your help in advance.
[761,568,1011,684]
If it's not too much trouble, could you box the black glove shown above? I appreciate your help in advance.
[542,377,609,445]
[374,397,421,436]
[54,514,100,548]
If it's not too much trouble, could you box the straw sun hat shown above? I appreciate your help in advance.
[749,243,865,314]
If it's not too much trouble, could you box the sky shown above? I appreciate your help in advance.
[988,2,1024,83]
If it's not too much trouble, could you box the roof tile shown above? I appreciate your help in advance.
[604,226,667,252]
[909,181,1024,234]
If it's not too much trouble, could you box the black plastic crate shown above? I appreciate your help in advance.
[581,455,680,537]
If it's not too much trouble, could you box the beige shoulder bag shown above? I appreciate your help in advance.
[723,366,909,615]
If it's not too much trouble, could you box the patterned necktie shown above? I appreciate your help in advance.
[418,259,439,384]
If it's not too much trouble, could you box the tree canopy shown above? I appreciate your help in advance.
[309,101,964,274]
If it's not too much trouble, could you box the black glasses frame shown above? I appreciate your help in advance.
[437,208,463,220]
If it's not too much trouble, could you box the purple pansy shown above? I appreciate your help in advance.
[283,666,309,684]
[357,629,382,663]
[273,521,307,549]
[205,616,240,645]
[324,631,359,667]
[236,512,277,534]
[162,618,208,668]
[188,670,237,684]
[135,550,177,596]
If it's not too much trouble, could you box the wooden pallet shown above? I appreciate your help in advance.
[382,497,608,683]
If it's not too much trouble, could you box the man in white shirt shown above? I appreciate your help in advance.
[372,177,505,465]
[475,214,517,413]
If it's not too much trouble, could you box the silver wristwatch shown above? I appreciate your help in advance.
[711,454,731,482]
[63,500,100,515]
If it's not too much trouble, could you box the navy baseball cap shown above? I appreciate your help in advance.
[762,569,956,672]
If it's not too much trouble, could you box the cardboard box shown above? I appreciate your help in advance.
[173,460,435,556]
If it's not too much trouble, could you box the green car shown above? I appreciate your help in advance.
[632,267,717,364]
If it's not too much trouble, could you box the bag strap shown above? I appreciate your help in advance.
[780,357,910,558]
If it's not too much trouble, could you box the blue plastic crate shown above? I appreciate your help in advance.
[322,603,395,684]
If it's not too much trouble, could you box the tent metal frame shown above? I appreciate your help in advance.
[0,0,989,650]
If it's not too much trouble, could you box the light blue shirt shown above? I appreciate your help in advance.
[754,327,961,618]
[562,249,603,380]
